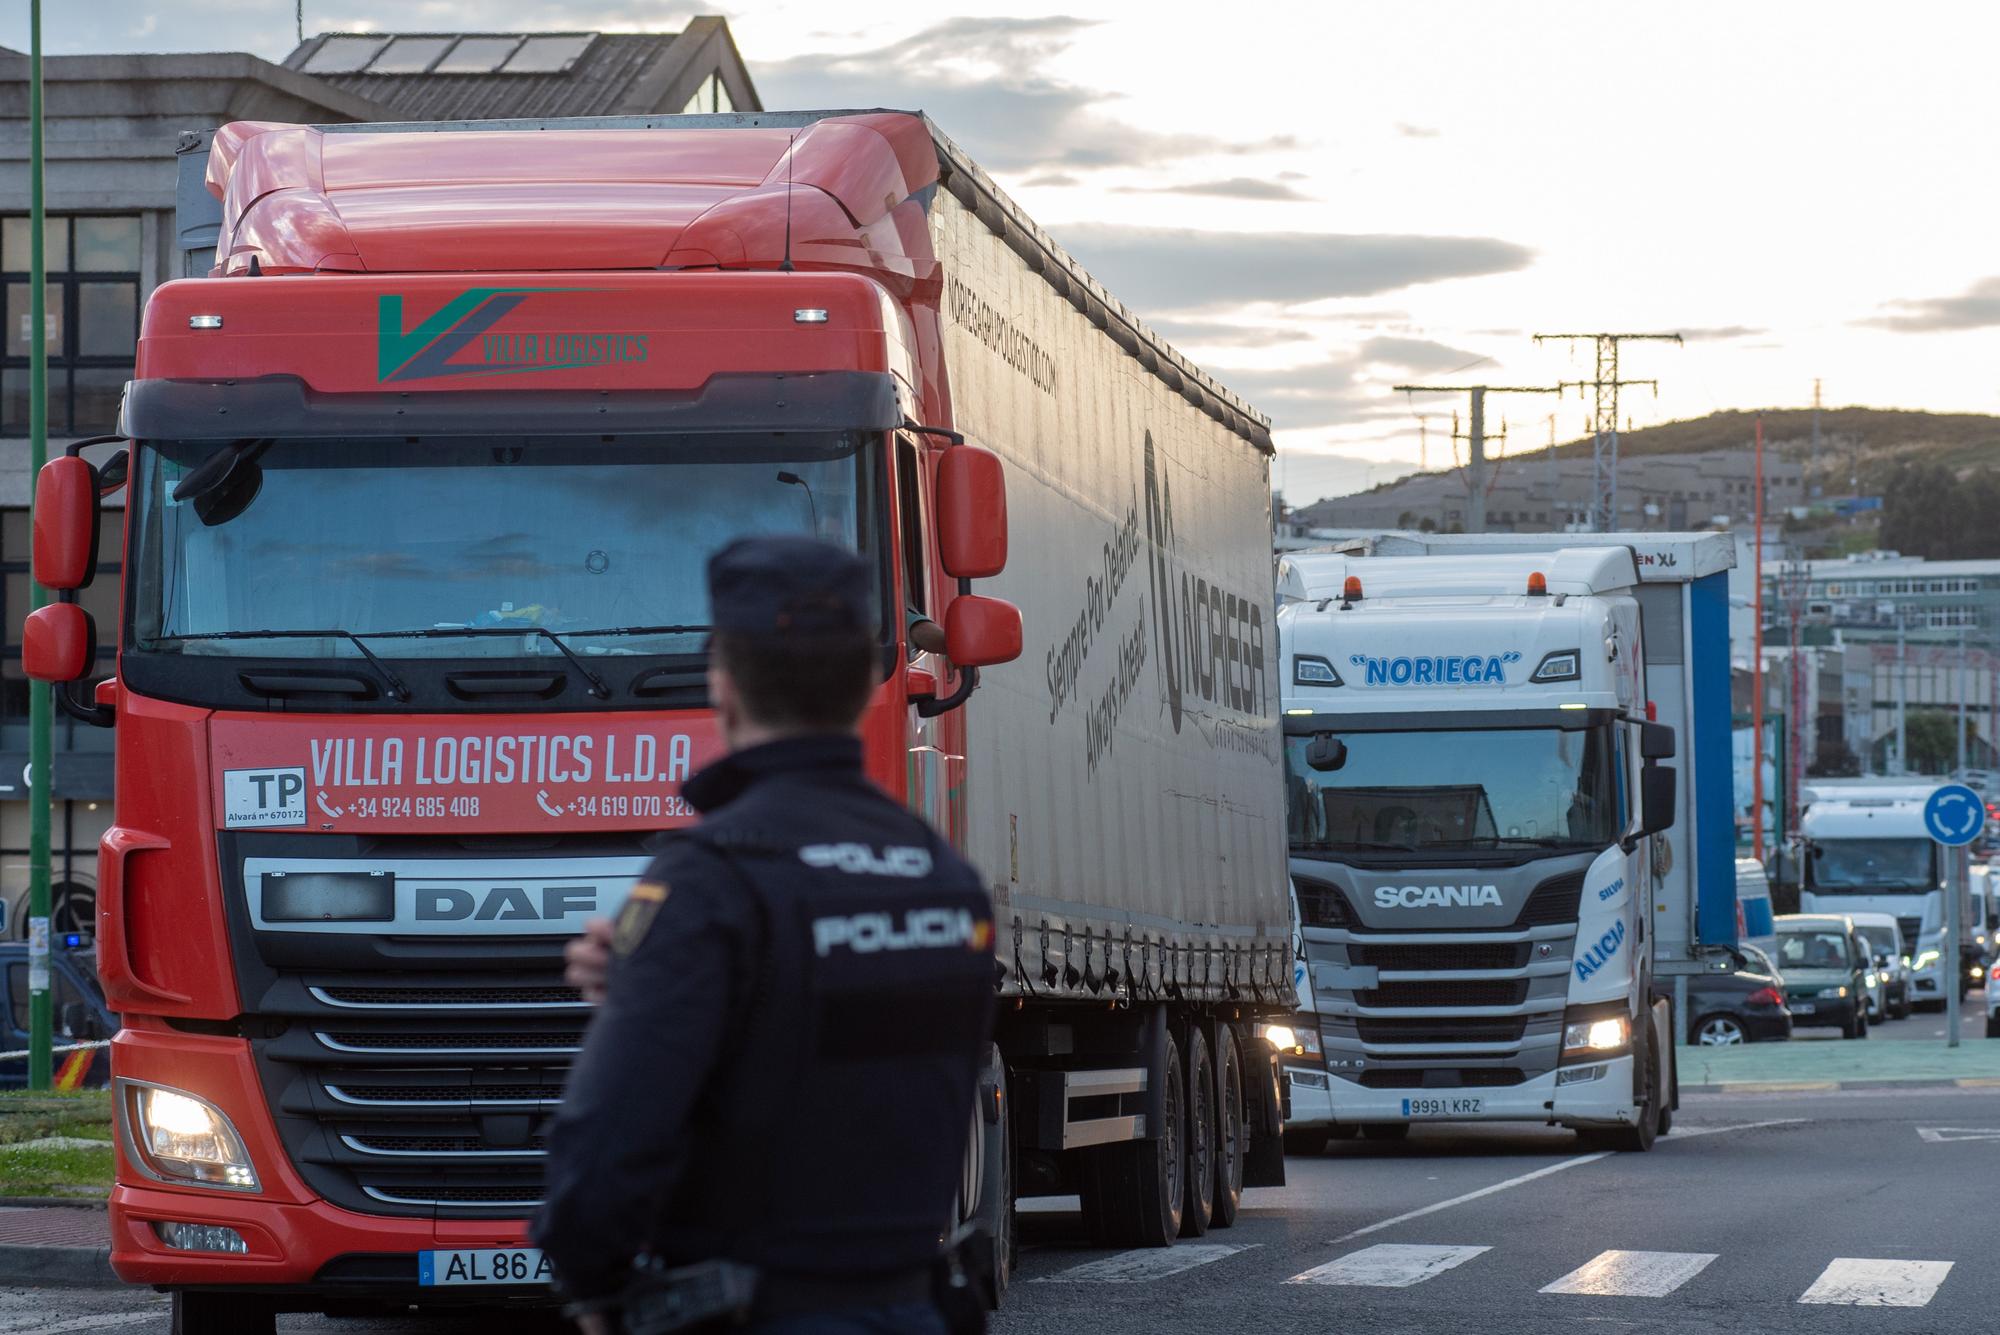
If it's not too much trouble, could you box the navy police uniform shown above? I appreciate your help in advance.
[536,538,997,1332]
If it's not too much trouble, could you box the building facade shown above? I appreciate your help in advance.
[0,24,759,935]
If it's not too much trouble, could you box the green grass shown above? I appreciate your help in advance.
[0,1089,114,1197]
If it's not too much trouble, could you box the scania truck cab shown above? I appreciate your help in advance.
[1798,787,1977,1009]
[1273,546,1683,1148]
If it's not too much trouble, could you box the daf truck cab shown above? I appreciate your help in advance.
[1275,546,1679,1149]
[1799,788,1975,1009]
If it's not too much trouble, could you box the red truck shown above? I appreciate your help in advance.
[24,111,1290,1331]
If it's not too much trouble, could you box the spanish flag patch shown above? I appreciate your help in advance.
[612,880,670,956]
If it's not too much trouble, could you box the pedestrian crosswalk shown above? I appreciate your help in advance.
[1035,1244,1961,1308]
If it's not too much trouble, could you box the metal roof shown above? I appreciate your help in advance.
[283,31,688,120]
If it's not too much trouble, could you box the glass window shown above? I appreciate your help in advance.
[895,438,930,626]
[302,35,387,73]
[1805,838,1934,892]
[503,34,594,72]
[1,217,66,271]
[1285,725,1619,853]
[682,74,724,114]
[6,281,61,358]
[368,36,452,73]
[1777,929,1853,971]
[3,961,87,1034]
[131,432,885,662]
[70,367,126,434]
[72,218,139,272]
[434,36,522,72]
[77,284,136,358]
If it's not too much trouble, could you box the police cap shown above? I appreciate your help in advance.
[707,536,875,638]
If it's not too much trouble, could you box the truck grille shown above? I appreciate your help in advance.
[1355,979,1529,1008]
[253,974,583,1219]
[1350,942,1529,971]
[1355,1016,1527,1045]
[1897,916,1922,951]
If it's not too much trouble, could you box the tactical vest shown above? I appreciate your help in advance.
[646,816,996,1277]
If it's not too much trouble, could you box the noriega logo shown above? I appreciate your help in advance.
[376,288,649,382]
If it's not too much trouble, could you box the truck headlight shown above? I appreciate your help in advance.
[1259,1022,1321,1057]
[122,1081,259,1191]
[1561,1008,1630,1061]
[1915,950,1940,971]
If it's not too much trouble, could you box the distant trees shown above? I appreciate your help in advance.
[1880,463,2000,559]
[1902,709,1975,776]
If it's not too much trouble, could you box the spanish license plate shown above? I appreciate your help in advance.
[1791,1003,1816,1014]
[1401,1096,1482,1118]
[418,1248,552,1287]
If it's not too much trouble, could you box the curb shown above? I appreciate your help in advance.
[0,1243,114,1286]
[1684,1077,1999,1094]
[0,1196,107,1210]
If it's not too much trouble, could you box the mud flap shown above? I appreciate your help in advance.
[1241,1036,1286,1188]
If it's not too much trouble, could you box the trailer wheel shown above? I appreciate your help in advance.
[1080,1028,1185,1247]
[172,1292,274,1335]
[1180,1025,1216,1237]
[1210,1027,1246,1228]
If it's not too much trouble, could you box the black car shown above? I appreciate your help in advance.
[0,943,115,1089]
[1684,944,1793,1046]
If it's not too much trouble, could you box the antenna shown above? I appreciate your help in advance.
[779,134,796,273]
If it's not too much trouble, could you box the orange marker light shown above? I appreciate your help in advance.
[1527,571,1548,596]
[1343,575,1363,600]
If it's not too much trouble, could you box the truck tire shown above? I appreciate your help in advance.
[1080,1029,1185,1247]
[1179,1025,1216,1237]
[1210,1026,1246,1228]
[973,1044,1014,1304]
[172,1293,274,1335]
[1584,1034,1659,1153]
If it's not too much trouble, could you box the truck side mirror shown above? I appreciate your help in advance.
[944,594,1022,667]
[1306,734,1347,772]
[33,456,101,590]
[22,603,97,683]
[1639,765,1676,837]
[936,446,1007,579]
[1640,721,1675,761]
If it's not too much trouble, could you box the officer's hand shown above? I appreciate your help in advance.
[566,918,616,1004]
[573,1312,613,1335]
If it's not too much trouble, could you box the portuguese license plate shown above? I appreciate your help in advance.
[1401,1096,1482,1118]
[1792,1003,1816,1014]
[418,1248,552,1287]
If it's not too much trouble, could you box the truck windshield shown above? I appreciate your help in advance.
[1285,725,1619,854]
[130,432,879,659]
[1806,838,1934,892]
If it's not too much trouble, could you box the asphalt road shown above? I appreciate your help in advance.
[8,1086,1998,1333]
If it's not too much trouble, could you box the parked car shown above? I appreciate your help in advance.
[1847,912,1913,1021]
[0,941,114,1089]
[1774,914,1873,1040]
[1685,944,1793,1046]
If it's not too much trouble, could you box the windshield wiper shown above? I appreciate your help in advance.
[555,624,712,639]
[1459,836,1588,848]
[1297,840,1420,853]
[165,629,411,702]
[372,628,613,700]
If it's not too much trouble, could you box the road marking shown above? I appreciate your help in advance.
[1955,1078,2000,1089]
[1917,1126,2000,1143]
[1329,1119,1799,1244]
[1331,1154,1610,1243]
[1798,1258,1952,1307]
[1289,1243,1489,1288]
[1036,1243,1254,1282]
[1541,1249,1718,1297]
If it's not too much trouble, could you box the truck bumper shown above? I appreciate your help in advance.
[1282,1062,1337,1128]
[1320,1056,1639,1128]
[111,1185,535,1293]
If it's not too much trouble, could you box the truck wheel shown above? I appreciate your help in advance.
[1080,1029,1185,1247]
[977,1045,1015,1303]
[1361,1123,1410,1142]
[1987,1015,2000,1039]
[1210,1027,1246,1228]
[1585,1038,1659,1153]
[172,1292,275,1335]
[1282,1128,1329,1155]
[1179,1025,1216,1237]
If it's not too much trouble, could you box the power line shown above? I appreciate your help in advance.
[1532,332,1682,531]
[1394,384,1562,532]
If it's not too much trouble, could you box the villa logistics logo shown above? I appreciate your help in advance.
[376,288,649,382]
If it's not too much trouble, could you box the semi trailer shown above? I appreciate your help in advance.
[23,110,1291,1331]
[1271,532,1739,1148]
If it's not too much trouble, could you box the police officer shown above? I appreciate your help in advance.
[537,535,997,1335]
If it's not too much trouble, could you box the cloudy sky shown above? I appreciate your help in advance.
[11,1,2000,503]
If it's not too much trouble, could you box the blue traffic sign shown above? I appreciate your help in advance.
[1923,783,1987,846]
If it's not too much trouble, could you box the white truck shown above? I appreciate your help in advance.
[1273,533,1740,1150]
[1796,786,1977,1010]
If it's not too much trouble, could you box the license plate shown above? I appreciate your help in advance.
[1791,1003,1815,1014]
[418,1248,552,1287]
[1401,1097,1482,1118]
